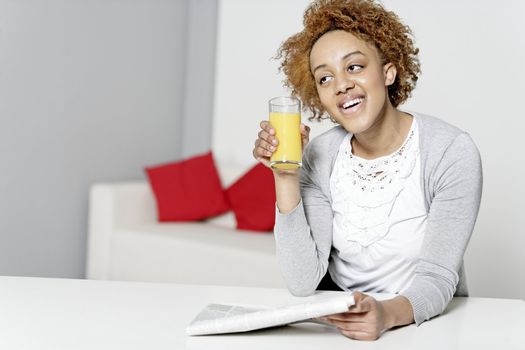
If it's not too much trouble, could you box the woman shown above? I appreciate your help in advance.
[252,0,482,341]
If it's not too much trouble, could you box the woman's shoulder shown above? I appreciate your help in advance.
[413,111,477,148]
[412,111,480,165]
[414,112,463,139]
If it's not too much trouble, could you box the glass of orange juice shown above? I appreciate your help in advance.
[269,96,302,170]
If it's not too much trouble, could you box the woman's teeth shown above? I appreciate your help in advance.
[343,97,364,109]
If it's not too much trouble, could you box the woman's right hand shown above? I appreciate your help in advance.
[253,120,310,213]
[252,120,310,170]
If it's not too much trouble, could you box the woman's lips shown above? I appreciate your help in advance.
[338,96,365,116]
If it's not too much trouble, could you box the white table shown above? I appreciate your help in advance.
[1,276,524,350]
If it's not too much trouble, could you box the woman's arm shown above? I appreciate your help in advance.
[273,171,301,213]
[402,132,483,325]
[253,121,333,296]
[273,139,335,296]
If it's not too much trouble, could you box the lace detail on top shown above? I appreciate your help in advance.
[330,120,419,246]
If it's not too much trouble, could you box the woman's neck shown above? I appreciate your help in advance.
[351,104,413,160]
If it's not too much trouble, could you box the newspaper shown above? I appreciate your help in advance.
[186,295,355,336]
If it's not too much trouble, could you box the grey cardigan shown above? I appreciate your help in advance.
[274,112,483,325]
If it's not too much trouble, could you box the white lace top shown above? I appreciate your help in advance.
[329,119,428,293]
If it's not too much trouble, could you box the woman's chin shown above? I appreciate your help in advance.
[336,115,371,135]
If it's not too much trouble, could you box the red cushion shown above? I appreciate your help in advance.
[225,163,276,232]
[145,151,229,222]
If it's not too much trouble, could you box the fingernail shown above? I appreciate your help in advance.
[269,146,275,151]
[272,139,277,145]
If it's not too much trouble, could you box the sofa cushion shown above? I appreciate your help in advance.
[225,163,276,232]
[145,151,229,221]
[110,223,283,287]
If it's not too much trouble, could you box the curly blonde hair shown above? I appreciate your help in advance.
[276,0,420,120]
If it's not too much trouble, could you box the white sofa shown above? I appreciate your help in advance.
[86,165,285,288]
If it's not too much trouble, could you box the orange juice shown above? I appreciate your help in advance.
[270,112,302,170]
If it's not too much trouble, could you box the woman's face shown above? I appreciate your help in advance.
[310,30,396,134]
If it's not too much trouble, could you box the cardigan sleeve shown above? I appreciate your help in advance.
[273,142,334,296]
[401,132,483,325]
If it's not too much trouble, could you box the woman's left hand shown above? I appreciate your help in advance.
[321,292,386,341]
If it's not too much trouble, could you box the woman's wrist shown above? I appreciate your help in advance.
[381,296,415,330]
[273,171,300,213]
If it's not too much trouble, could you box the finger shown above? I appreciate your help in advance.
[300,124,310,139]
[258,128,269,140]
[254,144,273,158]
[258,131,278,147]
[339,329,378,341]
[352,291,367,303]
[325,312,367,322]
[253,138,272,157]
[329,319,369,332]
[260,120,275,135]
[254,137,274,148]
[255,138,276,153]
[300,123,311,134]
[299,126,310,148]
[348,301,372,314]
[349,292,372,313]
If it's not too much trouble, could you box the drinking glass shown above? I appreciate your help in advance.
[269,96,302,170]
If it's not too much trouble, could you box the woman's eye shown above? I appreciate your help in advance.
[348,64,363,72]
[319,76,332,85]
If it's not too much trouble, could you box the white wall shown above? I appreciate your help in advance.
[181,0,218,158]
[213,0,525,300]
[0,0,189,278]
[212,0,318,167]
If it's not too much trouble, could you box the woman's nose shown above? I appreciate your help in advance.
[335,75,355,94]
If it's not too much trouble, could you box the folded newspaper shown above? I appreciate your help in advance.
[186,295,355,336]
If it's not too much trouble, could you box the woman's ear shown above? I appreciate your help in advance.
[383,62,397,86]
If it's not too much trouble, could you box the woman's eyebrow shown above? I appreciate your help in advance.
[312,50,365,74]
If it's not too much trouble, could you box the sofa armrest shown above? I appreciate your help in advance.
[86,181,155,279]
